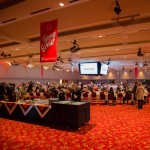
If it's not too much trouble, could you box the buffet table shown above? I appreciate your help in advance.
[0,100,90,129]
[51,101,90,129]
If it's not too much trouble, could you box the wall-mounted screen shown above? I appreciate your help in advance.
[100,63,108,75]
[79,62,98,75]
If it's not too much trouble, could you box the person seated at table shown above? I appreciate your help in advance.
[71,85,81,101]
[58,89,65,101]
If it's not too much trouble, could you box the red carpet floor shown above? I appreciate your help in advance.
[0,104,150,150]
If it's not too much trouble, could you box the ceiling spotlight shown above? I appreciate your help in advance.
[0,51,11,57]
[1,52,4,56]
[11,60,19,66]
[122,66,125,70]
[68,57,72,62]
[135,61,138,66]
[114,0,122,15]
[107,58,111,65]
[137,48,144,57]
[57,55,64,63]
[143,61,148,67]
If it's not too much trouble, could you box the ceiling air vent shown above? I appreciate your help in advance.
[29,37,40,42]
[69,0,79,3]
[30,7,51,15]
[105,33,122,37]
[0,42,21,48]
[2,18,17,24]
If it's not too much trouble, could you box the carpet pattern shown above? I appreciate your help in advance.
[0,104,150,150]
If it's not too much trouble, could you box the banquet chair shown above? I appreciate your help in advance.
[29,92,36,100]
[144,93,150,104]
[116,93,123,104]
[99,93,106,105]
[125,93,132,104]
[49,92,55,98]
[36,92,43,99]
[82,92,89,101]
[107,93,115,105]
[66,92,72,100]
[90,91,97,104]
[43,92,49,98]
[147,93,150,103]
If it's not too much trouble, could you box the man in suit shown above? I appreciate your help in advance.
[71,85,81,101]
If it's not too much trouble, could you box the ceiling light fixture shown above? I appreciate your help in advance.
[59,2,65,7]
[135,61,138,66]
[107,58,111,65]
[114,0,122,15]
[0,51,11,58]
[143,61,148,67]
[57,55,64,63]
[122,66,125,70]
[137,48,144,57]
[11,60,19,66]
[53,63,63,70]
[68,57,72,62]
[70,40,80,53]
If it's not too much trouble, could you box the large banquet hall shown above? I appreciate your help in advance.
[0,0,150,150]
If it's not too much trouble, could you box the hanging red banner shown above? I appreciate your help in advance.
[40,19,58,62]
[135,67,138,78]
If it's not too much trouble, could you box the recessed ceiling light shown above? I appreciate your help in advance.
[115,49,118,51]
[28,63,34,68]
[77,52,80,54]
[44,66,49,70]
[124,56,127,59]
[98,35,102,38]
[16,48,19,51]
[59,2,65,7]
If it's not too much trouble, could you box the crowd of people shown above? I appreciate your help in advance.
[0,80,150,109]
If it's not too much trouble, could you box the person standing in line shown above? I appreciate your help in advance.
[136,82,144,109]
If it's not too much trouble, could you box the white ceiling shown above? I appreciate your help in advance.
[0,0,150,71]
